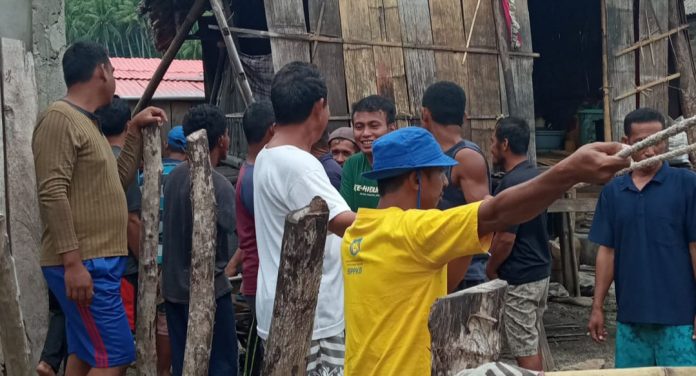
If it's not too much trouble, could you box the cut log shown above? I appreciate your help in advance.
[429,279,508,375]
[135,126,162,376]
[0,216,32,376]
[1,37,47,365]
[182,130,218,376]
[262,197,330,376]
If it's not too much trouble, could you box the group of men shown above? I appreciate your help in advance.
[29,38,694,376]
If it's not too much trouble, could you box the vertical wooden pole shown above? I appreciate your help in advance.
[669,0,696,160]
[491,0,519,116]
[182,129,217,376]
[601,0,613,142]
[0,217,32,376]
[262,197,329,376]
[606,0,636,141]
[136,126,162,376]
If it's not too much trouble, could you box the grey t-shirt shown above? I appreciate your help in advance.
[112,145,142,277]
[162,162,236,303]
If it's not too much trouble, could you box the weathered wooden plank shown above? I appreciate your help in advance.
[606,0,636,140]
[638,0,668,113]
[670,0,696,160]
[429,279,508,374]
[182,130,217,376]
[0,217,32,376]
[262,197,329,375]
[309,0,349,129]
[1,37,47,366]
[340,0,378,110]
[398,0,437,117]
[263,0,310,71]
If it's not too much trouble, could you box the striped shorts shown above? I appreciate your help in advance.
[307,332,345,376]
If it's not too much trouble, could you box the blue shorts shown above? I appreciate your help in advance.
[616,322,696,367]
[43,257,135,368]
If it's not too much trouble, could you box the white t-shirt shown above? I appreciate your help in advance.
[253,145,351,340]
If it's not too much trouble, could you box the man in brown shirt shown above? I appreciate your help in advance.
[33,41,166,376]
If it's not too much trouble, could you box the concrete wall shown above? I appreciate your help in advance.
[0,0,33,46]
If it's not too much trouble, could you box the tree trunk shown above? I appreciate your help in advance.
[262,197,329,376]
[429,279,508,375]
[182,130,217,376]
[0,216,32,376]
[136,126,162,376]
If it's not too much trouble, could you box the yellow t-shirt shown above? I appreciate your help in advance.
[342,202,492,376]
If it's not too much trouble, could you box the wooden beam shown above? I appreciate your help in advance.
[601,0,613,142]
[492,0,519,116]
[614,73,680,101]
[429,279,508,374]
[638,0,669,113]
[133,0,207,114]
[263,0,310,71]
[429,0,468,110]
[606,0,637,141]
[339,0,377,112]
[182,129,218,376]
[669,0,696,160]
[615,24,688,56]
[0,37,47,365]
[135,126,162,376]
[0,217,32,376]
[262,197,329,375]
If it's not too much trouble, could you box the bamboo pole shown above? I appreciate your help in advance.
[262,197,329,376]
[133,0,208,114]
[491,0,520,116]
[669,0,696,160]
[135,126,162,376]
[615,25,688,57]
[210,0,255,107]
[182,130,217,376]
[614,73,680,101]
[601,0,612,142]
[0,216,32,376]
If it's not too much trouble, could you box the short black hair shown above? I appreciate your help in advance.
[96,98,131,137]
[623,108,666,137]
[377,173,410,197]
[271,61,327,124]
[62,41,110,87]
[495,116,530,155]
[242,100,275,145]
[182,104,227,150]
[422,81,466,126]
[352,95,396,124]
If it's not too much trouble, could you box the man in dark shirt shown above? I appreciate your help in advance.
[162,104,238,376]
[486,117,550,371]
[312,129,342,190]
[588,108,696,367]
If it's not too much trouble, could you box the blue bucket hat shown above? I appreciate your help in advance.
[363,127,457,181]
[167,126,187,152]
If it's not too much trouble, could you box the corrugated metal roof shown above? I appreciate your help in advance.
[686,0,696,16]
[112,57,205,100]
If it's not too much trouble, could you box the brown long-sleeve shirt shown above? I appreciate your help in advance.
[33,100,143,266]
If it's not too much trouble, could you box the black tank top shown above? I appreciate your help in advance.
[437,140,491,210]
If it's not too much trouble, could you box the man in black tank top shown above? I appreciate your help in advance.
[421,81,491,292]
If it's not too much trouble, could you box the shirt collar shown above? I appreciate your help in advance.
[508,159,531,173]
[618,162,670,191]
[61,99,103,133]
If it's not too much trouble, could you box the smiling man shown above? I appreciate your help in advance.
[340,95,397,211]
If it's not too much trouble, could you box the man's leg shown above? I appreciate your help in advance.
[156,305,172,376]
[654,324,696,366]
[306,332,344,376]
[504,278,549,371]
[164,300,189,376]
[615,323,657,368]
[38,290,68,375]
[209,293,238,376]
[243,295,263,376]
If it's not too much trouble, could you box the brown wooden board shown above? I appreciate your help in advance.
[263,0,310,71]
[309,0,350,130]
[1,37,47,365]
[398,0,437,117]
[638,0,669,113]
[340,0,378,112]
[607,0,637,140]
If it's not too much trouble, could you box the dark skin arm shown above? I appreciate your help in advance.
[447,149,490,292]
[127,212,141,259]
[61,250,93,306]
[225,248,243,277]
[588,246,614,342]
[328,211,357,238]
[485,232,516,280]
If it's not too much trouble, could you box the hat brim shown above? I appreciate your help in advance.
[362,155,458,181]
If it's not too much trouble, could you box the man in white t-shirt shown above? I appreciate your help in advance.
[253,61,356,375]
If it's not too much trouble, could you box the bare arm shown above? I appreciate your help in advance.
[225,248,243,277]
[589,246,614,342]
[486,232,516,280]
[127,212,141,258]
[478,142,629,236]
[329,211,356,237]
[690,243,696,280]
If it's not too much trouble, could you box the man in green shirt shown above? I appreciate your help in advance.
[340,95,397,211]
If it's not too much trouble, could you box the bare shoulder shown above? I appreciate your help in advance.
[452,148,487,177]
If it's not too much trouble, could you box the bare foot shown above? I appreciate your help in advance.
[36,361,56,376]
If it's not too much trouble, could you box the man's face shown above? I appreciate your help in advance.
[419,168,447,209]
[490,132,506,167]
[311,99,331,144]
[218,129,231,162]
[352,111,395,155]
[624,121,665,163]
[101,61,116,103]
[330,138,358,166]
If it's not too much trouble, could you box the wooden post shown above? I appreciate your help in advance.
[263,0,310,71]
[429,279,508,374]
[210,0,255,107]
[182,129,217,376]
[606,0,636,141]
[0,217,32,376]
[262,197,329,376]
[558,191,580,298]
[601,0,613,142]
[135,126,162,376]
[132,0,207,114]
[491,0,519,116]
[669,0,696,159]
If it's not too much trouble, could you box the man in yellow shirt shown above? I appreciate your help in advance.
[341,127,629,375]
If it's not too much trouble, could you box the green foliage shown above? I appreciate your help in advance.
[65,0,202,60]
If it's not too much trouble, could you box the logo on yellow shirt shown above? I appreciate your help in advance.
[349,237,363,256]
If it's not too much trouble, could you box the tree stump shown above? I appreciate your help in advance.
[182,129,217,376]
[136,126,162,376]
[261,197,329,376]
[0,216,32,376]
[429,279,509,375]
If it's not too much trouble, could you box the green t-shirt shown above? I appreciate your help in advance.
[340,152,380,211]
